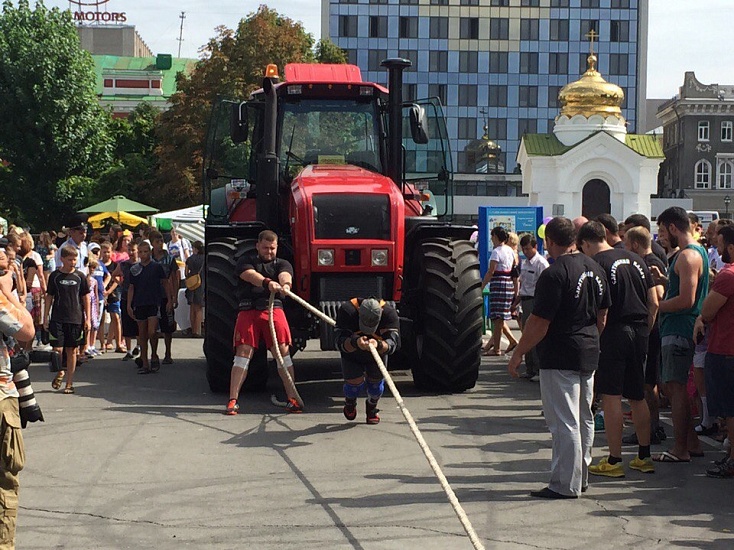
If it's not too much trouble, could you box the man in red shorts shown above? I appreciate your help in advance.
[226,230,298,414]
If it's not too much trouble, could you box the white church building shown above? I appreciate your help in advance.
[517,47,664,221]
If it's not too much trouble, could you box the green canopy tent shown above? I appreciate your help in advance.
[79,195,159,214]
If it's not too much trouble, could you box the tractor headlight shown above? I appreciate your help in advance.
[318,249,335,266]
[371,249,388,267]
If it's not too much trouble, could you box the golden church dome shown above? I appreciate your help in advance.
[558,54,624,119]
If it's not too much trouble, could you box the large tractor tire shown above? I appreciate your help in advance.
[204,237,269,393]
[403,238,483,392]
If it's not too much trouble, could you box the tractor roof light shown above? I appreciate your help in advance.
[265,64,279,79]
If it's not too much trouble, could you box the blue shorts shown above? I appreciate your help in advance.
[106,301,121,315]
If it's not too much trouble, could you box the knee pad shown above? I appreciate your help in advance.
[232,356,249,371]
[366,379,385,400]
[279,354,293,370]
[343,382,364,399]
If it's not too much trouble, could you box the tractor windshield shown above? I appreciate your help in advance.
[280,99,382,176]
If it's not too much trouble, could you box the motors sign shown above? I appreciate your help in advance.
[69,0,127,23]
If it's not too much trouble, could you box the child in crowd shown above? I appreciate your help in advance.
[85,258,102,358]
[44,246,90,394]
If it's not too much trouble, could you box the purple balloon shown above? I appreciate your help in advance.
[543,216,553,225]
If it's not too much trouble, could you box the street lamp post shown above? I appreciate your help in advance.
[726,195,731,218]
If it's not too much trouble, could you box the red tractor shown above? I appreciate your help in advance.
[203,59,483,393]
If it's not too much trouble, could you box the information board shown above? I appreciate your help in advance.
[478,206,544,276]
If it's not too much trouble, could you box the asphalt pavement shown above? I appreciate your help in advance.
[16,337,734,549]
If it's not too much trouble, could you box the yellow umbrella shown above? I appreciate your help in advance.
[87,211,147,229]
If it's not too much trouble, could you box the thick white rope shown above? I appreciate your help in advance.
[268,292,305,408]
[280,288,486,550]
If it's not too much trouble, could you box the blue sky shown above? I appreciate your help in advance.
[36,0,734,98]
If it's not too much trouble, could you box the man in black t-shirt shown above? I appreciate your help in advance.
[624,214,669,269]
[597,214,625,249]
[509,217,611,499]
[127,241,167,374]
[334,298,400,425]
[625,225,668,445]
[578,221,659,478]
[149,231,178,367]
[227,230,298,415]
[43,246,91,394]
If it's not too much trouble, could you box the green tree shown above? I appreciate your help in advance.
[155,6,340,208]
[0,0,112,229]
[93,102,159,203]
[315,38,347,64]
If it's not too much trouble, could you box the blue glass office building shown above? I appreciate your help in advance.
[323,0,648,179]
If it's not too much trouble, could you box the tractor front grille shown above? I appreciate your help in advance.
[316,274,388,302]
[312,194,390,240]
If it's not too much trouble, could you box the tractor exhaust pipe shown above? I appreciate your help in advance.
[258,75,280,230]
[381,58,411,189]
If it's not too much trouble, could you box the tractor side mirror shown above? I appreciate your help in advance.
[409,104,429,145]
[230,102,249,143]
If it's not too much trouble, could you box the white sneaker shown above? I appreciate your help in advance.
[530,375,540,382]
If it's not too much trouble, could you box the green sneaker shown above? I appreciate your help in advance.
[589,457,625,478]
[629,456,655,474]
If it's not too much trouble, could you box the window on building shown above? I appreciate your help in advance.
[430,0,448,4]
[458,118,477,140]
[489,85,508,107]
[399,50,418,71]
[699,121,710,142]
[580,20,599,37]
[344,49,358,65]
[369,0,388,3]
[429,84,447,106]
[459,51,478,73]
[339,16,358,38]
[610,20,629,42]
[520,19,540,41]
[609,54,628,76]
[520,53,538,74]
[722,121,733,142]
[460,0,479,5]
[491,0,509,5]
[488,119,507,140]
[430,17,449,39]
[695,160,711,189]
[429,51,448,72]
[400,0,419,4]
[551,0,570,6]
[611,0,630,8]
[490,18,510,40]
[549,53,568,75]
[518,119,538,136]
[548,86,562,108]
[549,19,569,41]
[459,85,478,107]
[399,17,418,39]
[519,86,538,107]
[340,0,358,3]
[368,50,387,71]
[460,18,479,40]
[581,0,600,7]
[370,16,388,38]
[403,84,417,102]
[719,161,733,189]
[521,0,540,6]
[489,52,508,73]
